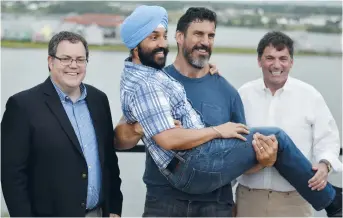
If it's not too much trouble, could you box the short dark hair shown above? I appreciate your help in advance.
[257,31,294,59]
[176,7,217,35]
[48,31,89,71]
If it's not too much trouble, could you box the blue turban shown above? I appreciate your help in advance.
[120,5,168,49]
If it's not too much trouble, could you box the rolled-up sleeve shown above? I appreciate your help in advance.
[131,81,175,138]
[312,92,342,172]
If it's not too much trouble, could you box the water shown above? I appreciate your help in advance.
[166,24,342,53]
[2,49,342,138]
[2,19,341,52]
[1,48,342,216]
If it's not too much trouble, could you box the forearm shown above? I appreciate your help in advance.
[109,186,123,216]
[1,138,32,216]
[108,164,123,216]
[153,127,219,150]
[313,134,341,172]
[114,118,141,150]
[244,164,264,174]
[312,93,342,171]
[1,173,32,216]
[106,142,123,216]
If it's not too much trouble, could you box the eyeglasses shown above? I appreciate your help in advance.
[51,55,88,66]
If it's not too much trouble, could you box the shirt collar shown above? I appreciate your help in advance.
[259,76,292,93]
[124,58,161,77]
[50,77,87,102]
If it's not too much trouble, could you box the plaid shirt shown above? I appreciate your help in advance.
[120,60,205,169]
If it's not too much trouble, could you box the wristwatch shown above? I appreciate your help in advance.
[319,159,332,173]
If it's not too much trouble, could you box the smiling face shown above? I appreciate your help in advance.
[177,20,215,69]
[258,44,293,89]
[136,27,169,69]
[48,40,87,93]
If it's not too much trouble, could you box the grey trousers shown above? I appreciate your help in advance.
[85,207,102,217]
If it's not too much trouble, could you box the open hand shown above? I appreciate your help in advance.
[214,122,249,141]
[209,63,220,75]
[308,163,328,191]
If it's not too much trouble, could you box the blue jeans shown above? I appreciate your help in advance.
[160,127,336,211]
[142,194,233,217]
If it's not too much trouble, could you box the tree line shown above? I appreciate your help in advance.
[1,1,342,16]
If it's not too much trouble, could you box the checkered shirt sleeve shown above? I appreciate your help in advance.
[131,81,175,138]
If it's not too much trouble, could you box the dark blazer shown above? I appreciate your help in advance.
[1,78,123,217]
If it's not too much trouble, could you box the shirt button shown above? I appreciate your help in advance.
[82,173,87,179]
[81,202,86,208]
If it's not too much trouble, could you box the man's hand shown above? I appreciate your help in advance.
[109,214,120,217]
[133,121,144,136]
[173,120,183,128]
[252,133,278,167]
[308,163,328,191]
[214,122,249,141]
[209,63,220,75]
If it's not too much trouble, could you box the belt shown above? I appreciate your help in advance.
[166,157,180,173]
[239,184,296,195]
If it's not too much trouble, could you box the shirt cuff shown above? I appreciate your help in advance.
[316,153,342,173]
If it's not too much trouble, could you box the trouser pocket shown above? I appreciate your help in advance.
[180,168,222,194]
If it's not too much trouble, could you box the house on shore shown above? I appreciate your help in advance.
[61,13,124,45]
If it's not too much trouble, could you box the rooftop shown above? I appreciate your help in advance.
[63,13,124,27]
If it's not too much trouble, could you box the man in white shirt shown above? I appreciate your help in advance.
[235,31,342,217]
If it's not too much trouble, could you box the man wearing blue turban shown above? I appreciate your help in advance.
[118,5,342,218]
[120,5,168,50]
[120,5,169,70]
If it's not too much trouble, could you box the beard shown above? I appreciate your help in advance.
[183,43,212,69]
[138,45,169,70]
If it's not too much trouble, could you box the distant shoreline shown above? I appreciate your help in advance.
[1,40,341,57]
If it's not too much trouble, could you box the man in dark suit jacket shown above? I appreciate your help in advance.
[1,31,123,217]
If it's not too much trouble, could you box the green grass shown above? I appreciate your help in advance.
[1,40,341,57]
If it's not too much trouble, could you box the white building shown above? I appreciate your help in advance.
[84,23,104,45]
